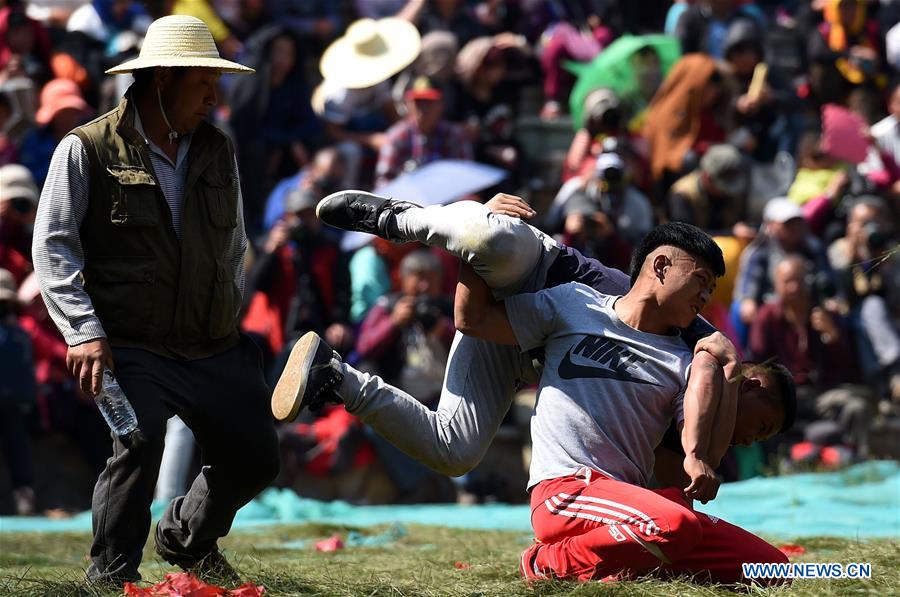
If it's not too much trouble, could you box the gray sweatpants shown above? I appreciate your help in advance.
[339,201,560,476]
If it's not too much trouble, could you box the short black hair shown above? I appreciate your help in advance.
[131,66,190,91]
[744,360,797,434]
[629,222,725,286]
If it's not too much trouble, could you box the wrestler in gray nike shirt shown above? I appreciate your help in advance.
[506,282,693,490]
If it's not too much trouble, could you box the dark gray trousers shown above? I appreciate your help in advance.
[86,334,279,582]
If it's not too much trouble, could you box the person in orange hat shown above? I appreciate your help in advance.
[18,78,91,185]
[375,75,472,187]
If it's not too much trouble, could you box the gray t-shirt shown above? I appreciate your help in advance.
[506,283,693,489]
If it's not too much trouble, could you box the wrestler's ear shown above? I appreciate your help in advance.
[652,254,670,283]
[741,377,762,393]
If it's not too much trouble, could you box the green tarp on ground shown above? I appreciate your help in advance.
[1,461,897,538]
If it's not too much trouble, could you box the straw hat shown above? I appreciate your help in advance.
[310,82,327,116]
[455,36,502,88]
[35,79,90,126]
[418,31,459,80]
[319,18,421,89]
[106,15,254,75]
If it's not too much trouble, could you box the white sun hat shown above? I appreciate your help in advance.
[763,197,804,224]
[319,18,421,89]
[106,15,254,75]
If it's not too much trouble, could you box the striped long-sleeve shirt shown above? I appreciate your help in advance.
[32,116,247,347]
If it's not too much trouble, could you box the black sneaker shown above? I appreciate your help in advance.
[316,190,419,240]
[272,331,344,422]
[84,563,141,588]
[153,541,241,587]
[181,549,241,587]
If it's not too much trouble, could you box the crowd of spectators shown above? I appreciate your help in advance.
[1,0,898,515]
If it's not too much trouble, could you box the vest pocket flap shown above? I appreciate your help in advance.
[107,166,157,186]
[204,182,238,229]
[200,165,236,187]
[87,257,156,284]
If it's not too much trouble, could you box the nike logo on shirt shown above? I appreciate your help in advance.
[558,335,661,386]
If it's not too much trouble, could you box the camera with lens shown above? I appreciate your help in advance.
[810,270,837,306]
[413,296,444,330]
[861,221,890,253]
[586,105,621,137]
[599,163,624,190]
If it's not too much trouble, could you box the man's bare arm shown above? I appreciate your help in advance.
[454,262,518,345]
[693,332,741,466]
[680,350,723,503]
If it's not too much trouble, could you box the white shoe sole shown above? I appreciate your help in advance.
[271,332,321,422]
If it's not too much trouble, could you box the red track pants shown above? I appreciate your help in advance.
[526,468,789,584]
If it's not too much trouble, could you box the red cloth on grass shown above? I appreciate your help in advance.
[124,572,264,596]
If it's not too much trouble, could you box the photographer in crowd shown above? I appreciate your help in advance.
[564,88,628,182]
[733,197,837,344]
[356,250,455,406]
[827,197,899,404]
[354,249,456,501]
[246,185,353,380]
[548,150,653,271]
[749,255,872,458]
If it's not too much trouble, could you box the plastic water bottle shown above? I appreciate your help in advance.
[96,369,138,436]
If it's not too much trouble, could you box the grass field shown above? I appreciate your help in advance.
[0,525,896,596]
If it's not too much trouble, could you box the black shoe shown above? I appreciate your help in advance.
[272,331,344,422]
[316,190,419,240]
[187,550,241,587]
[85,563,141,588]
[155,543,241,588]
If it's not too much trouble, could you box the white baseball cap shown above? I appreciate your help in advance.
[763,197,804,223]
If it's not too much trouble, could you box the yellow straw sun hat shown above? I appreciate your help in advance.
[319,18,421,89]
[106,15,254,75]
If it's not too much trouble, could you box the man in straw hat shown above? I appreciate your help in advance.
[314,17,421,186]
[32,15,278,586]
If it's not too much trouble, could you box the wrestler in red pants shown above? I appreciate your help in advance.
[521,468,789,585]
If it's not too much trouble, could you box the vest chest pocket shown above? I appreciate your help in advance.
[202,171,238,229]
[107,166,160,227]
